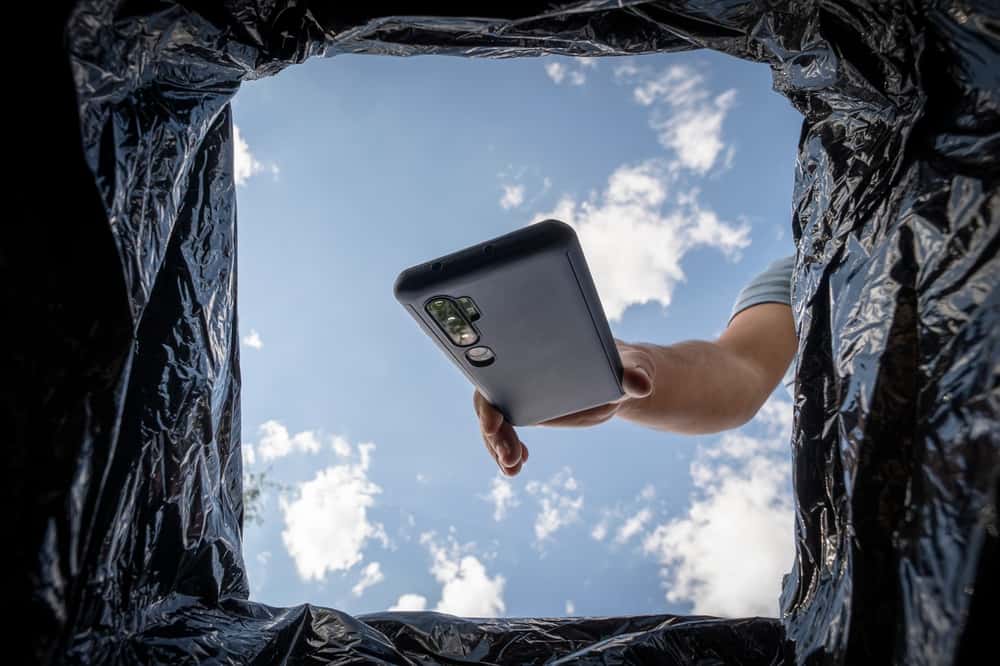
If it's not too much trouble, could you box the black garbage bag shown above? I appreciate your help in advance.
[9,1,997,663]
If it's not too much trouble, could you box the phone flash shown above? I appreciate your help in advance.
[466,346,495,367]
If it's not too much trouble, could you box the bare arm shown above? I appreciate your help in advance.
[617,303,796,433]
[474,302,796,476]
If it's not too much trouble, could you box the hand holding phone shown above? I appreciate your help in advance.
[394,220,654,475]
[394,220,625,426]
[473,339,655,476]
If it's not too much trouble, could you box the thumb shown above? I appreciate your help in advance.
[619,348,654,399]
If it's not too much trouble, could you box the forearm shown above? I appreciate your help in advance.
[617,340,775,434]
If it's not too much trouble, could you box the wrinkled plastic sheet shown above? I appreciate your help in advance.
[12,1,998,663]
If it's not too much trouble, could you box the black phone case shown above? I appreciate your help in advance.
[394,219,624,426]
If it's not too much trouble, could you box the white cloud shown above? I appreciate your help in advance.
[389,593,428,611]
[530,159,749,321]
[526,467,584,543]
[615,508,653,544]
[244,419,375,462]
[544,57,594,86]
[279,439,386,582]
[591,484,659,545]
[613,61,640,80]
[565,600,576,615]
[498,170,551,212]
[545,61,566,84]
[358,442,375,469]
[500,184,525,210]
[242,329,263,350]
[615,63,737,174]
[331,435,352,457]
[252,420,322,462]
[652,90,735,174]
[242,443,256,467]
[529,63,748,322]
[416,473,429,484]
[630,65,707,107]
[233,123,280,187]
[233,124,262,186]
[642,397,794,618]
[485,477,519,522]
[351,561,385,597]
[438,556,505,617]
[421,533,506,617]
[755,395,794,432]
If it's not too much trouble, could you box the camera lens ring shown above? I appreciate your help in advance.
[465,346,495,367]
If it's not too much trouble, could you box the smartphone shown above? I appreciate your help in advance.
[393,219,624,426]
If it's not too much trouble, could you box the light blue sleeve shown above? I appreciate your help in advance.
[729,255,795,323]
[729,255,796,395]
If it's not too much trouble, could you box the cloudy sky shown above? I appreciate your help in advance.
[233,49,801,620]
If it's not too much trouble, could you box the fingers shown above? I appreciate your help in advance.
[538,343,659,427]
[492,420,523,467]
[621,364,653,398]
[474,390,503,435]
[475,389,528,476]
[619,346,655,399]
[507,440,529,476]
[481,422,529,476]
[539,401,620,427]
[496,423,529,476]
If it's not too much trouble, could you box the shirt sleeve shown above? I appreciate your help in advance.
[729,255,795,323]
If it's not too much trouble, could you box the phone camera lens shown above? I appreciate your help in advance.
[455,296,481,322]
[426,297,479,347]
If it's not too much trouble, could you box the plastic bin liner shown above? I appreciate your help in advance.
[12,1,997,663]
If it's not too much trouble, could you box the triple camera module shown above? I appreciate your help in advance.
[425,296,495,367]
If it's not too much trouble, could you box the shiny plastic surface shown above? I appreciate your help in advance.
[14,1,998,663]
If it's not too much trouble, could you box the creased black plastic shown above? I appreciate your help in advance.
[12,1,997,663]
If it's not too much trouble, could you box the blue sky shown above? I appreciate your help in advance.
[233,49,801,619]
